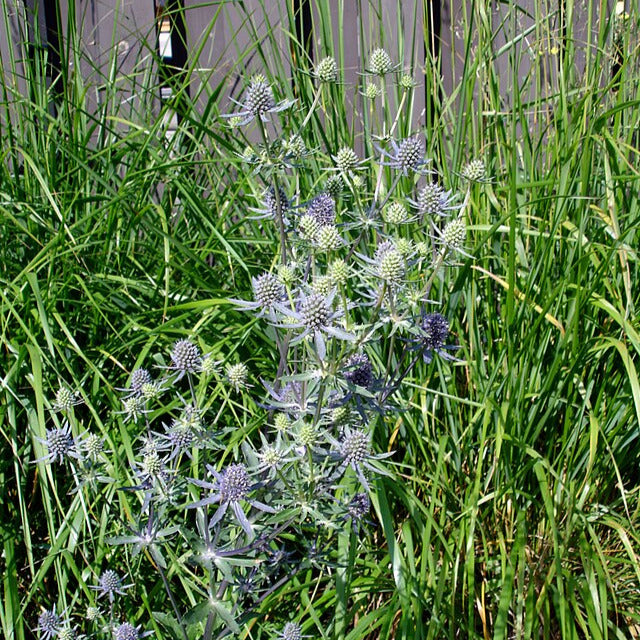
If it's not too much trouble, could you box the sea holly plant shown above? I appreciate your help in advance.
[31,56,480,640]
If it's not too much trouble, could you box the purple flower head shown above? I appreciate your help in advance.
[189,462,275,539]
[414,312,458,363]
[276,290,355,360]
[169,339,202,378]
[378,137,430,175]
[37,608,62,640]
[307,193,336,226]
[343,353,373,389]
[347,492,371,523]
[114,622,140,640]
[249,185,291,222]
[35,423,80,465]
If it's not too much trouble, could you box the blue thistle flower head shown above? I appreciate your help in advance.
[37,608,62,640]
[114,622,139,640]
[378,136,429,175]
[347,492,371,522]
[36,423,79,464]
[189,462,276,538]
[169,339,202,378]
[412,312,458,363]
[224,74,295,125]
[129,368,152,395]
[92,570,132,604]
[307,193,336,226]
[343,353,373,389]
[280,622,303,640]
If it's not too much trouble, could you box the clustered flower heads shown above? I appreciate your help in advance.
[31,60,480,640]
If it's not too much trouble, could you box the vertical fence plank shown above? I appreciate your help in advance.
[0,1,28,95]
[182,0,228,114]
[81,0,156,120]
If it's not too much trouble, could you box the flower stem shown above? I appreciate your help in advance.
[257,118,288,264]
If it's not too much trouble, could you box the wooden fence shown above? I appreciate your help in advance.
[0,0,624,132]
